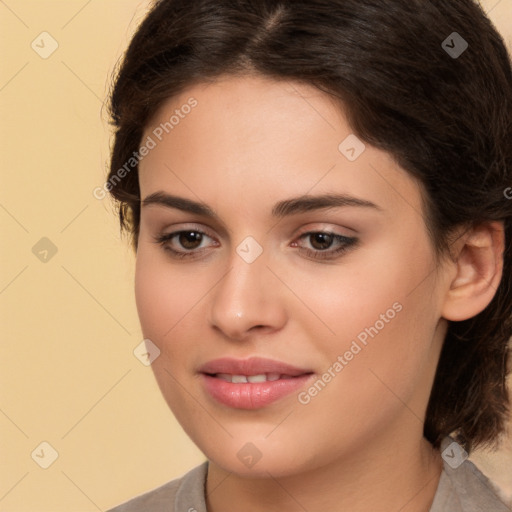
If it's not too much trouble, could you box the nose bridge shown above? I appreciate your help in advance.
[208,239,286,339]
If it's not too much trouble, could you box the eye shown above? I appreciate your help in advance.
[292,231,358,261]
[153,229,217,259]
[153,228,358,261]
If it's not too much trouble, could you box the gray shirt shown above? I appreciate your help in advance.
[108,437,510,512]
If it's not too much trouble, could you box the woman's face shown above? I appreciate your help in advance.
[135,75,450,477]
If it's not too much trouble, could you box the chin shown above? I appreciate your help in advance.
[197,433,317,478]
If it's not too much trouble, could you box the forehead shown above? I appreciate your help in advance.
[138,75,424,223]
[144,75,346,164]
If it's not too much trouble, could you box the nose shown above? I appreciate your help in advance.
[208,247,287,341]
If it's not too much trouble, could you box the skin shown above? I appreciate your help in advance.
[135,74,504,512]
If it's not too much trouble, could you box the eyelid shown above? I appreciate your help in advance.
[156,223,217,239]
[144,211,233,238]
[155,222,354,245]
[293,223,357,238]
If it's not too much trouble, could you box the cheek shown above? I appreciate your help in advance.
[134,248,203,414]
[134,251,170,339]
[134,247,200,340]
[293,291,437,457]
[134,245,217,381]
[303,242,439,403]
[290,248,430,351]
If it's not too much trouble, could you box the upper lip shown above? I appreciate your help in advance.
[199,357,313,377]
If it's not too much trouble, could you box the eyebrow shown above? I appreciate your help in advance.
[141,191,382,219]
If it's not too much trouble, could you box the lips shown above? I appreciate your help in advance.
[199,357,311,377]
[199,357,314,409]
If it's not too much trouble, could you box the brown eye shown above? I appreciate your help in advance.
[153,229,216,259]
[295,231,358,261]
[178,231,204,250]
[308,233,335,251]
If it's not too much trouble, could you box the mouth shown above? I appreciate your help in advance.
[206,372,299,383]
[198,357,315,409]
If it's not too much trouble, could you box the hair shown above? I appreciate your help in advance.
[106,0,512,454]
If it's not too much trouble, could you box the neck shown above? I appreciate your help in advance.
[205,431,443,512]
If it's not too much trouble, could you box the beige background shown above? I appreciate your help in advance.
[0,1,511,510]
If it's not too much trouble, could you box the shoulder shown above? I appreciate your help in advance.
[106,479,181,512]
[106,461,209,512]
[430,437,509,512]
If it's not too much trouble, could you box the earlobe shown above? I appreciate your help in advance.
[441,221,505,322]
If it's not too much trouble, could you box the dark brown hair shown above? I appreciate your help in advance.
[106,0,512,453]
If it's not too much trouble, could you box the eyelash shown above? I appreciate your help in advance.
[153,229,358,261]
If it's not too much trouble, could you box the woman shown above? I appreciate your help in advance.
[105,0,512,510]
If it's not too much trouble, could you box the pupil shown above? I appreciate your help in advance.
[180,231,202,249]
[311,233,333,250]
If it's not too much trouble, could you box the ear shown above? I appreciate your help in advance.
[441,221,505,322]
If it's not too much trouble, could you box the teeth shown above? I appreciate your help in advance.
[214,373,289,383]
[247,374,267,383]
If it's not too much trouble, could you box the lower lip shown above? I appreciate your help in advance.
[201,374,314,409]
